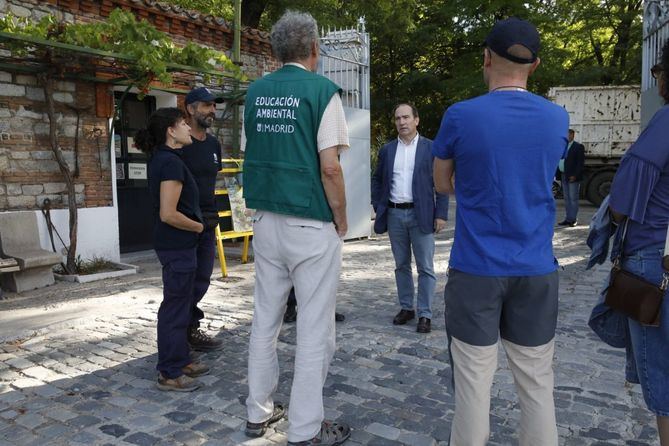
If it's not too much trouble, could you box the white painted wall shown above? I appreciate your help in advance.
[33,206,120,263]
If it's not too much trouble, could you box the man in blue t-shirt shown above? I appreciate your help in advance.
[181,87,224,353]
[432,18,568,446]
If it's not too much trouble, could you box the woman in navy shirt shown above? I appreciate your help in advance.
[609,39,669,443]
[135,108,209,392]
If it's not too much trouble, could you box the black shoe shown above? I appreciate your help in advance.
[283,305,297,323]
[188,328,223,352]
[558,220,570,226]
[393,309,415,325]
[245,403,286,438]
[335,312,345,322]
[416,317,431,333]
[568,220,578,227]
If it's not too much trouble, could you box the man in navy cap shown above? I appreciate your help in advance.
[181,87,224,353]
[433,18,568,445]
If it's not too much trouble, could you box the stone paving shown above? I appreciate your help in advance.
[0,201,661,445]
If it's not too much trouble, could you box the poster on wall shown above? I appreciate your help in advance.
[128,163,147,180]
[114,134,122,157]
[116,163,125,180]
[127,136,141,154]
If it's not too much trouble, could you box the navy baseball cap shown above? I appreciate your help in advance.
[485,17,540,64]
[185,87,224,105]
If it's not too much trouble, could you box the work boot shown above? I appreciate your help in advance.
[188,328,223,352]
[156,374,200,392]
[182,361,210,378]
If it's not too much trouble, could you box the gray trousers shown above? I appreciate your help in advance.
[246,211,343,442]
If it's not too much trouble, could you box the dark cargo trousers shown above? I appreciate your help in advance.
[155,247,197,379]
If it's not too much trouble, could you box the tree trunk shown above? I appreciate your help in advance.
[241,0,269,28]
[39,73,78,274]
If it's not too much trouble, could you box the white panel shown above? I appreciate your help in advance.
[341,107,371,240]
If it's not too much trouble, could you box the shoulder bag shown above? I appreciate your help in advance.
[604,219,668,327]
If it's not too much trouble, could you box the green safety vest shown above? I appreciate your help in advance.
[242,65,341,222]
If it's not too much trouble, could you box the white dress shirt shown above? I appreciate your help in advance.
[390,133,419,203]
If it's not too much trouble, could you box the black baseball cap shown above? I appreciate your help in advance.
[185,87,224,105]
[485,17,540,64]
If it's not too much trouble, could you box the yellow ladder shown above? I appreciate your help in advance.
[215,159,252,277]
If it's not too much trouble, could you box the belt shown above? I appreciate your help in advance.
[388,201,414,209]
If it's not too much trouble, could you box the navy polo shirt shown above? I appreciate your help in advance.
[148,145,202,250]
[181,134,222,215]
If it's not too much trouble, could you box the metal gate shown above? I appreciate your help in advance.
[318,19,372,239]
[642,0,669,127]
[319,18,370,110]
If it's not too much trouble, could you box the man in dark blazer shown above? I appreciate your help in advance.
[371,103,449,333]
[558,129,585,226]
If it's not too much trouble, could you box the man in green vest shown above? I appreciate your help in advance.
[242,10,351,446]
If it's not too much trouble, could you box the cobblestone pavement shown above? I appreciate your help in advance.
[0,202,660,446]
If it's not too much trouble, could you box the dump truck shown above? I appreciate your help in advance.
[547,85,640,206]
[641,0,669,126]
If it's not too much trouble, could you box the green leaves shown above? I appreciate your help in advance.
[0,8,245,97]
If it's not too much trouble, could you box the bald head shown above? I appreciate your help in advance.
[488,46,535,74]
[483,46,540,90]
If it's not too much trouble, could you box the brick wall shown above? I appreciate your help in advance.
[0,74,112,211]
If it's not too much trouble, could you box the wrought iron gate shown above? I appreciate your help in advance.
[318,18,370,110]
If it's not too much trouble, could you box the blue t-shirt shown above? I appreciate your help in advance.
[433,91,569,276]
[610,105,669,254]
[148,145,202,250]
[181,134,222,215]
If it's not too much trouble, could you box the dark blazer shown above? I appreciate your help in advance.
[564,141,585,181]
[371,135,449,234]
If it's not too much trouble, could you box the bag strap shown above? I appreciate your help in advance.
[612,218,629,269]
[664,223,669,273]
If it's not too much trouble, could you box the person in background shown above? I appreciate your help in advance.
[135,107,210,392]
[558,128,585,227]
[181,87,225,353]
[608,39,669,446]
[371,103,448,334]
[283,288,345,323]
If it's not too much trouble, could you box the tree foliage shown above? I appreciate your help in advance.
[165,0,642,142]
[0,9,245,94]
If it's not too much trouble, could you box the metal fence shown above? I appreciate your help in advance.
[318,18,370,110]
[642,0,669,92]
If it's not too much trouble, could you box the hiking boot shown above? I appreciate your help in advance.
[188,328,223,352]
[245,403,286,437]
[182,361,210,378]
[288,420,351,445]
[156,374,200,392]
